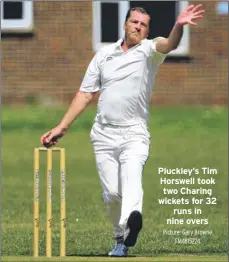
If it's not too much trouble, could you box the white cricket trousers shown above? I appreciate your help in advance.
[90,121,150,238]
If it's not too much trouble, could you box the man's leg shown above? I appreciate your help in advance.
[94,153,129,257]
[119,149,148,235]
[90,122,123,238]
[119,125,150,246]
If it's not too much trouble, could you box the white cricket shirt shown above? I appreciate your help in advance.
[80,37,167,126]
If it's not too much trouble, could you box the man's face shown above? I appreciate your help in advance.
[124,10,150,45]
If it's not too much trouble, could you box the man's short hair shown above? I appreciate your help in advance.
[125,7,151,23]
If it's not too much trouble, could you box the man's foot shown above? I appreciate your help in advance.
[124,211,142,247]
[108,237,128,257]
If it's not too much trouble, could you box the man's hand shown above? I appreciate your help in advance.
[176,4,205,26]
[40,126,67,148]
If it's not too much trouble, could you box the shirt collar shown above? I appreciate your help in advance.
[115,38,142,51]
[115,39,124,51]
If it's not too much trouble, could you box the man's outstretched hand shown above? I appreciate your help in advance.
[40,126,67,148]
[177,4,205,26]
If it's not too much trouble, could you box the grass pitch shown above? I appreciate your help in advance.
[1,254,228,261]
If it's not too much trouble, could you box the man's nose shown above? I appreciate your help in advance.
[135,23,141,31]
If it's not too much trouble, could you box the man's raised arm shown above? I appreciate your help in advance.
[156,4,205,54]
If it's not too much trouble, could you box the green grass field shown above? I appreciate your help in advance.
[2,105,228,261]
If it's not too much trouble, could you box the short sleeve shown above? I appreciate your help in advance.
[79,50,102,93]
[150,37,167,65]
